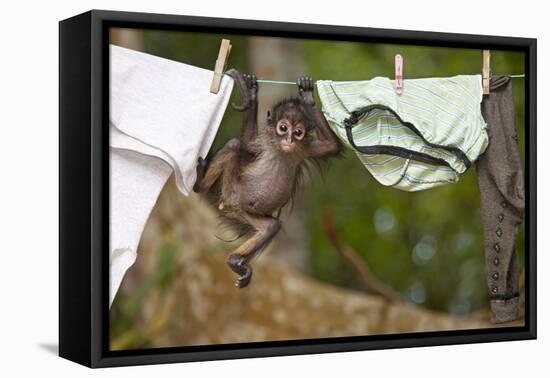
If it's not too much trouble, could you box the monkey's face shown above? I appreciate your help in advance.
[275,118,306,153]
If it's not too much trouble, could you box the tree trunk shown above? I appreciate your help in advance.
[247,36,309,272]
[110,28,144,50]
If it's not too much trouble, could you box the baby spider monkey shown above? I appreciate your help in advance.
[194,69,342,288]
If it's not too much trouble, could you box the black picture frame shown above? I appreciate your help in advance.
[59,9,537,368]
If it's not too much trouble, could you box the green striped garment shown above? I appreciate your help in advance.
[316,75,489,191]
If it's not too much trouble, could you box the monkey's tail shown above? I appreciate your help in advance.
[216,215,254,243]
[225,68,252,112]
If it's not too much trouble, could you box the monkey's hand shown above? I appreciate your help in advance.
[226,69,258,112]
[297,76,315,106]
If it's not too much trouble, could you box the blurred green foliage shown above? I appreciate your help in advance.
[300,41,525,314]
[110,243,179,349]
[114,29,525,316]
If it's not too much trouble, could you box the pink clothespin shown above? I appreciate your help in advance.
[395,54,404,95]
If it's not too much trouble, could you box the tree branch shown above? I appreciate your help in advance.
[322,208,403,303]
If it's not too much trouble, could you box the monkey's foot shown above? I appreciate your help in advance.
[226,69,258,111]
[193,157,208,192]
[227,253,253,288]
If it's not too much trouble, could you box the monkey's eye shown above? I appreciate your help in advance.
[276,123,288,136]
[293,128,305,140]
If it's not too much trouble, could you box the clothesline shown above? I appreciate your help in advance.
[255,73,525,85]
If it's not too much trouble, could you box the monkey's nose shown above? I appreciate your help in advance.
[281,139,295,152]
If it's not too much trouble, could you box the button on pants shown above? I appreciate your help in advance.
[476,76,525,323]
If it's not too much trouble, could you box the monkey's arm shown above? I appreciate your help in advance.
[308,108,343,157]
[226,69,258,153]
[297,77,342,158]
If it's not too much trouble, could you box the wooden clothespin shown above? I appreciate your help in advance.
[482,50,491,95]
[395,54,404,95]
[210,39,232,94]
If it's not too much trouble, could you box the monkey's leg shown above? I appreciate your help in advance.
[193,138,241,193]
[192,157,208,192]
[225,70,258,154]
[227,213,281,288]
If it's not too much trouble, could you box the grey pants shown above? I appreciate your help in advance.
[476,76,525,323]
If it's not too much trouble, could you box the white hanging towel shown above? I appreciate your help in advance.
[109,44,234,306]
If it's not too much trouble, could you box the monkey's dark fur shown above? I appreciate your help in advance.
[193,69,342,288]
